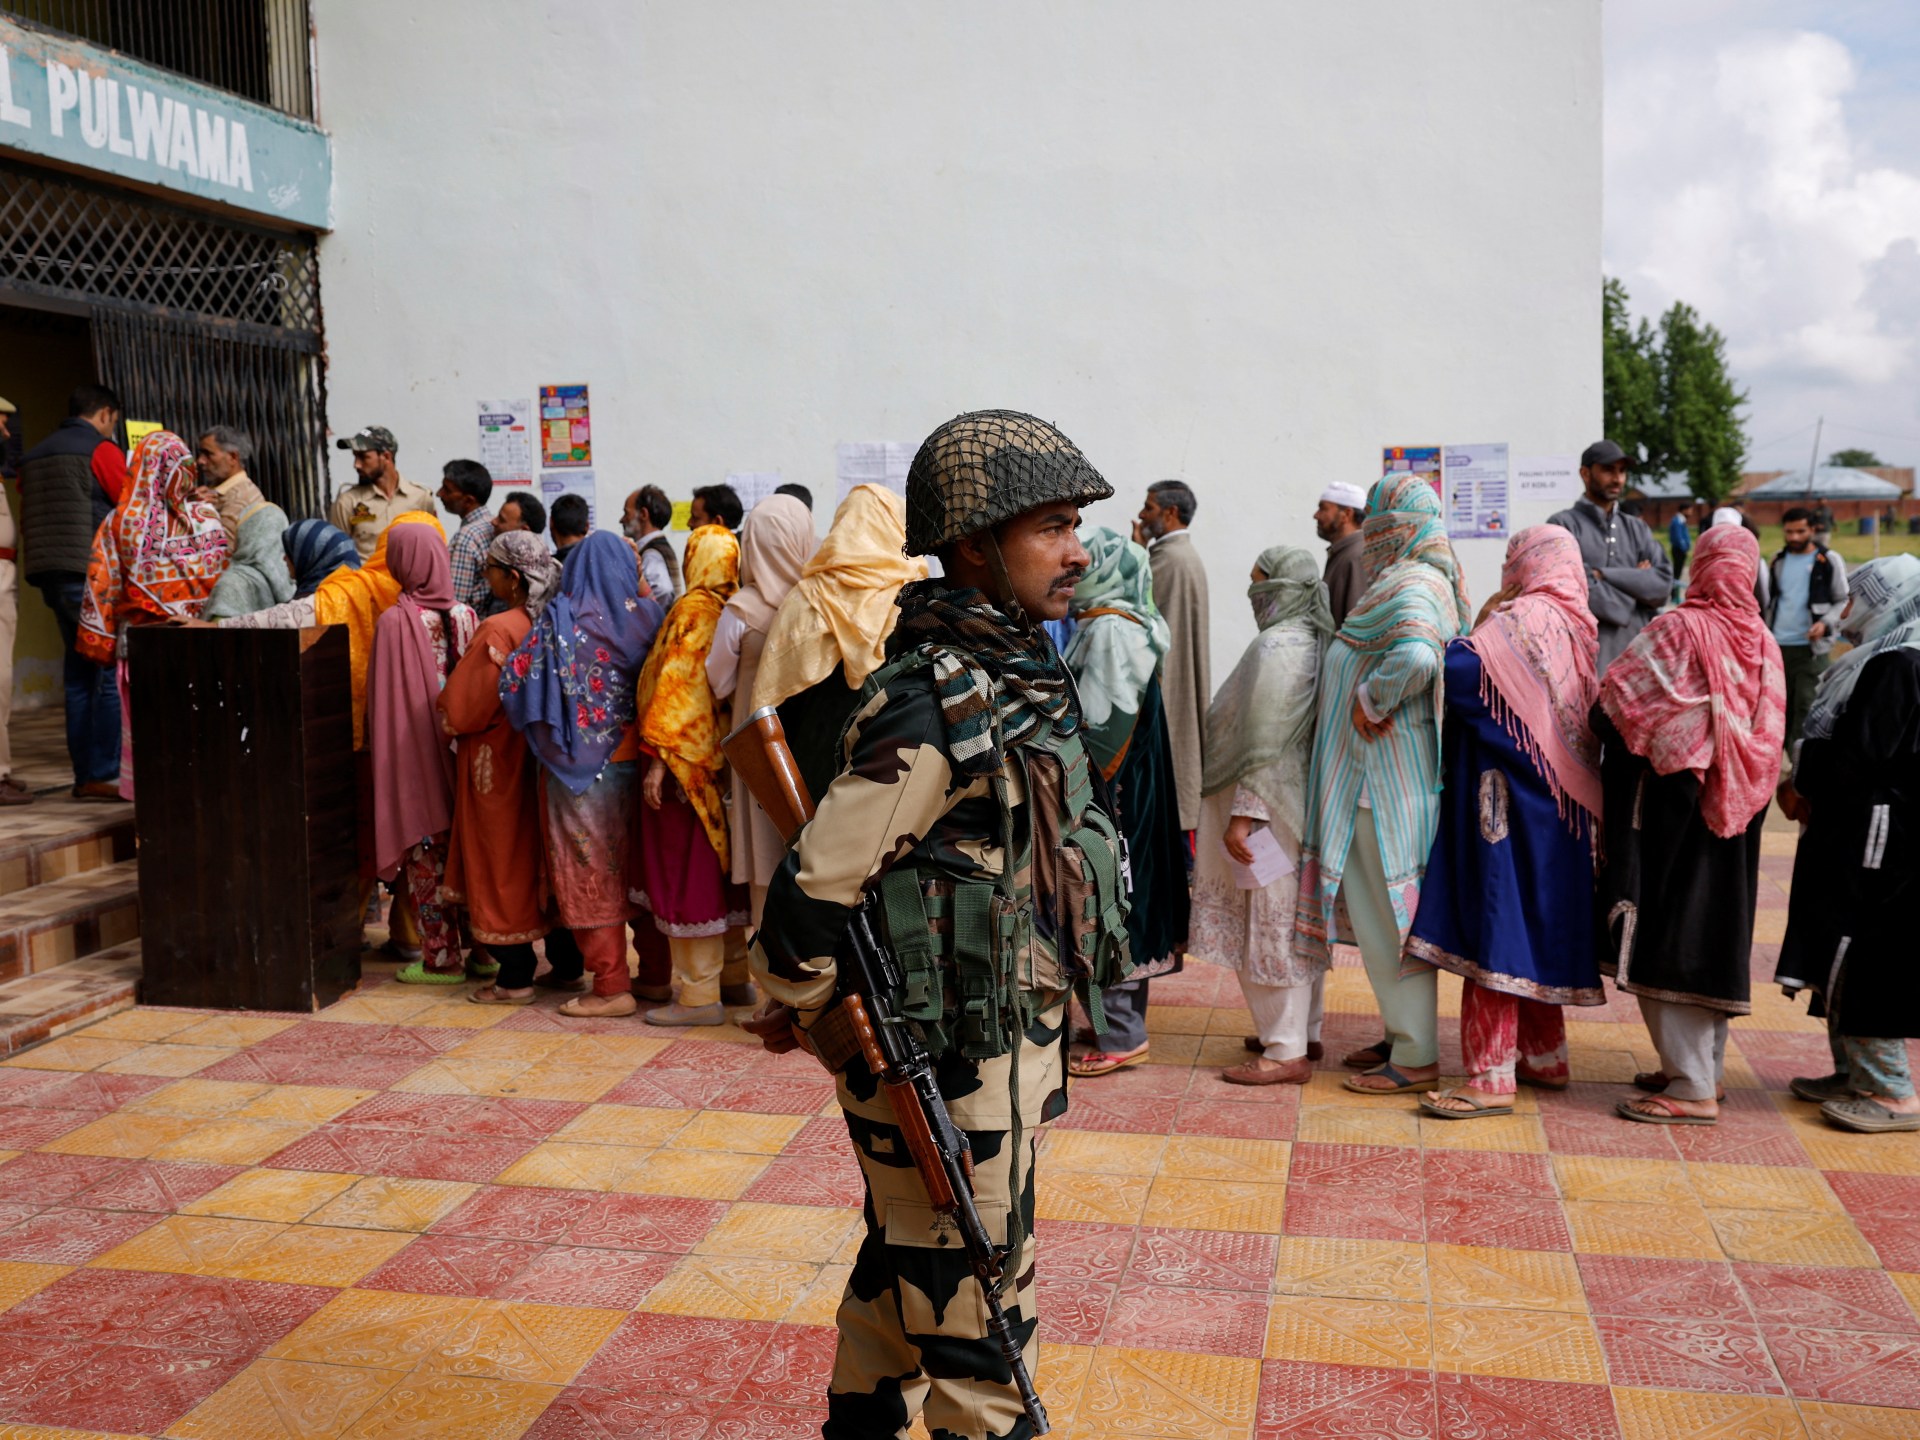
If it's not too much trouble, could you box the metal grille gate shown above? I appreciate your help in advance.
[0,156,327,517]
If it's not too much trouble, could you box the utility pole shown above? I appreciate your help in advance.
[1805,417,1822,500]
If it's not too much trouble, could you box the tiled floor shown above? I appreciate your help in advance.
[0,830,1915,1437]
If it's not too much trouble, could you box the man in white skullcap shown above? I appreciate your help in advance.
[1314,482,1370,626]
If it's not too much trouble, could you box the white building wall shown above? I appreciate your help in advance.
[312,1,1601,679]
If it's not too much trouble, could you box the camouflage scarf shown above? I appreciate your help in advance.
[889,579,1079,777]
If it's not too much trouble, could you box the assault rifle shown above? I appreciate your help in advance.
[721,705,1050,1435]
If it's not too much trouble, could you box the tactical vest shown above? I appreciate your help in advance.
[851,649,1133,1062]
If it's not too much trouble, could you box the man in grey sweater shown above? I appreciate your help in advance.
[1548,439,1672,671]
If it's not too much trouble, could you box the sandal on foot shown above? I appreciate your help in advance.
[1790,1073,1856,1104]
[1420,1088,1515,1119]
[1070,1045,1150,1078]
[1343,1041,1391,1070]
[560,994,640,1019]
[642,1001,724,1026]
[1616,1095,1716,1126]
[469,984,536,1006]
[1821,1097,1920,1133]
[1222,1055,1311,1086]
[1245,1038,1324,1061]
[1343,1063,1437,1096]
[394,962,466,986]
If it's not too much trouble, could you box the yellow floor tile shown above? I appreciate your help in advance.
[308,1178,479,1233]
[269,1288,479,1370]
[552,1103,691,1149]
[1263,1296,1430,1369]
[1204,1005,1256,1037]
[491,1140,655,1192]
[1034,1341,1095,1433]
[92,1215,285,1276]
[1427,1244,1587,1312]
[1688,1162,1843,1213]
[1795,1130,1920,1176]
[1272,1238,1428,1303]
[546,1033,672,1069]
[167,1358,404,1440]
[1076,1346,1260,1440]
[221,1224,415,1286]
[1552,1155,1695,1206]
[1430,1304,1606,1383]
[640,1254,820,1321]
[0,1262,72,1312]
[182,1169,361,1224]
[78,1009,203,1043]
[666,1110,805,1155]
[1707,1208,1879,1268]
[308,994,442,1026]
[335,1373,558,1440]
[1417,1112,1548,1154]
[1140,1176,1286,1234]
[394,1001,515,1032]
[390,1058,530,1097]
[487,1062,630,1103]
[1563,1046,1649,1085]
[1801,1401,1920,1439]
[693,1202,862,1263]
[96,1043,238,1077]
[1891,1271,1920,1318]
[1041,1130,1167,1176]
[1565,1199,1724,1260]
[1034,1171,1151,1226]
[1300,1071,1402,1108]
[1613,1387,1809,1440]
[1158,1136,1289,1183]
[442,1030,571,1064]
[785,1262,853,1327]
[164,1016,300,1048]
[416,1299,626,1386]
[2,1035,143,1071]
[237,1086,378,1125]
[151,1118,319,1167]
[1143,1004,1210,1035]
[617,1147,770,1201]
[121,1078,271,1117]
[37,1111,204,1158]
[1293,1105,1421,1147]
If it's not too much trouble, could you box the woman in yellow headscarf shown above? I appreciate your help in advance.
[631,523,750,1026]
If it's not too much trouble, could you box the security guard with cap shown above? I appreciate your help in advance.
[748,410,1133,1440]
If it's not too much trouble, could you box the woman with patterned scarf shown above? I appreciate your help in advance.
[1296,470,1468,1096]
[78,430,231,800]
[1408,525,1605,1118]
[1062,526,1189,1076]
[632,523,753,1026]
[443,530,562,1004]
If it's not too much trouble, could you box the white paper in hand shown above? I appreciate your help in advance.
[1224,825,1295,889]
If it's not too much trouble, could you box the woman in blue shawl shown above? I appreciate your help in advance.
[500,531,665,1017]
[282,518,361,599]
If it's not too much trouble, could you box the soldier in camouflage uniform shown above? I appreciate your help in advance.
[747,411,1133,1440]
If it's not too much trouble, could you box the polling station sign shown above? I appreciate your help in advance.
[0,16,331,230]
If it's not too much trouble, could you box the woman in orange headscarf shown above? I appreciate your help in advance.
[631,523,750,1026]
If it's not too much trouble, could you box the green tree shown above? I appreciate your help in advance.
[1602,278,1663,472]
[1827,447,1882,469]
[1657,301,1747,504]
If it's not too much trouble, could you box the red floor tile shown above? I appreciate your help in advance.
[1423,1191,1573,1252]
[514,1386,718,1440]
[1737,1261,1920,1333]
[0,1268,332,1355]
[1035,1219,1136,1281]
[429,1184,586,1243]
[263,1124,537,1182]
[0,1105,107,1148]
[778,1114,853,1157]
[1256,1360,1438,1439]
[1124,1226,1278,1292]
[1280,1185,1425,1243]
[562,1192,731,1252]
[1433,1373,1621,1440]
[734,1323,838,1408]
[1594,1314,1783,1394]
[742,1154,867,1208]
[0,1070,167,1109]
[251,1021,463,1057]
[648,1038,773,1075]
[1288,1142,1423,1189]
[1576,1255,1749,1323]
[1172,1096,1297,1140]
[1764,1325,1920,1407]
[71,1159,241,1213]
[198,1047,425,1088]
[0,1152,132,1204]
[1104,1281,1269,1357]
[0,1205,159,1264]
[572,1312,776,1398]
[495,1244,675,1307]
[357,1233,545,1297]
[1034,1276,1113,1344]
[1050,1089,1180,1134]
[708,1399,829,1438]
[599,1065,737,1110]
[709,1072,838,1115]
[0,1334,247,1434]
[1538,1103,1681,1160]
[1422,1149,1555,1196]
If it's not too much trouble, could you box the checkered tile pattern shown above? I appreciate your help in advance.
[0,830,1915,1437]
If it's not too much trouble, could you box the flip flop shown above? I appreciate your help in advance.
[1420,1088,1515,1120]
[1343,1063,1438,1096]
[468,985,536,1006]
[1343,1042,1392,1071]
[1820,1097,1920,1133]
[1616,1095,1716,1126]
[1070,1045,1150,1078]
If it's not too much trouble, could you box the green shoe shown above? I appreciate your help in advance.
[466,959,501,979]
[395,962,466,986]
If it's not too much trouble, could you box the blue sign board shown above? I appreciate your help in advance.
[0,16,331,230]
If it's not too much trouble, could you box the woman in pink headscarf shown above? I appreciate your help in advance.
[1596,522,1785,1125]
[365,523,479,984]
[1407,526,1606,1118]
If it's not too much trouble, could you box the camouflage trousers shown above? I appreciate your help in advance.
[824,990,1068,1440]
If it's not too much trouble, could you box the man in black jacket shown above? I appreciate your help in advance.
[18,384,129,800]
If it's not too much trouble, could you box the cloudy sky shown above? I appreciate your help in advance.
[1606,0,1920,473]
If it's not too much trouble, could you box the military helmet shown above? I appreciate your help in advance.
[903,410,1114,557]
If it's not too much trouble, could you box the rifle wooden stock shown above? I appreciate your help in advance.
[722,705,815,840]
[841,993,958,1210]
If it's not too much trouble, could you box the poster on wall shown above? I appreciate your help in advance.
[539,384,591,467]
[124,420,163,460]
[1381,445,1443,500]
[725,472,783,514]
[835,441,915,505]
[476,400,534,484]
[1514,454,1581,506]
[539,469,595,531]
[1441,443,1510,539]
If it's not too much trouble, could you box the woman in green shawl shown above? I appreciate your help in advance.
[201,502,295,621]
[1062,527,1190,1076]
[1192,546,1334,1085]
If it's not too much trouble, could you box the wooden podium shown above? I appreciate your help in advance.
[129,625,361,1011]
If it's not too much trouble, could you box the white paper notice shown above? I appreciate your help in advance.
[725,472,783,514]
[1225,826,1295,890]
[836,441,915,504]
[538,469,596,531]
[1514,454,1582,506]
[477,400,534,485]
[1441,443,1511,540]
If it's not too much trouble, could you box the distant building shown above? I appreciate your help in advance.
[1629,465,1917,532]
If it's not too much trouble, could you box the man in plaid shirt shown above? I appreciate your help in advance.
[438,459,498,614]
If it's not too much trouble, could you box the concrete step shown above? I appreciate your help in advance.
[0,939,141,1057]
[0,794,136,902]
[0,857,140,984]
